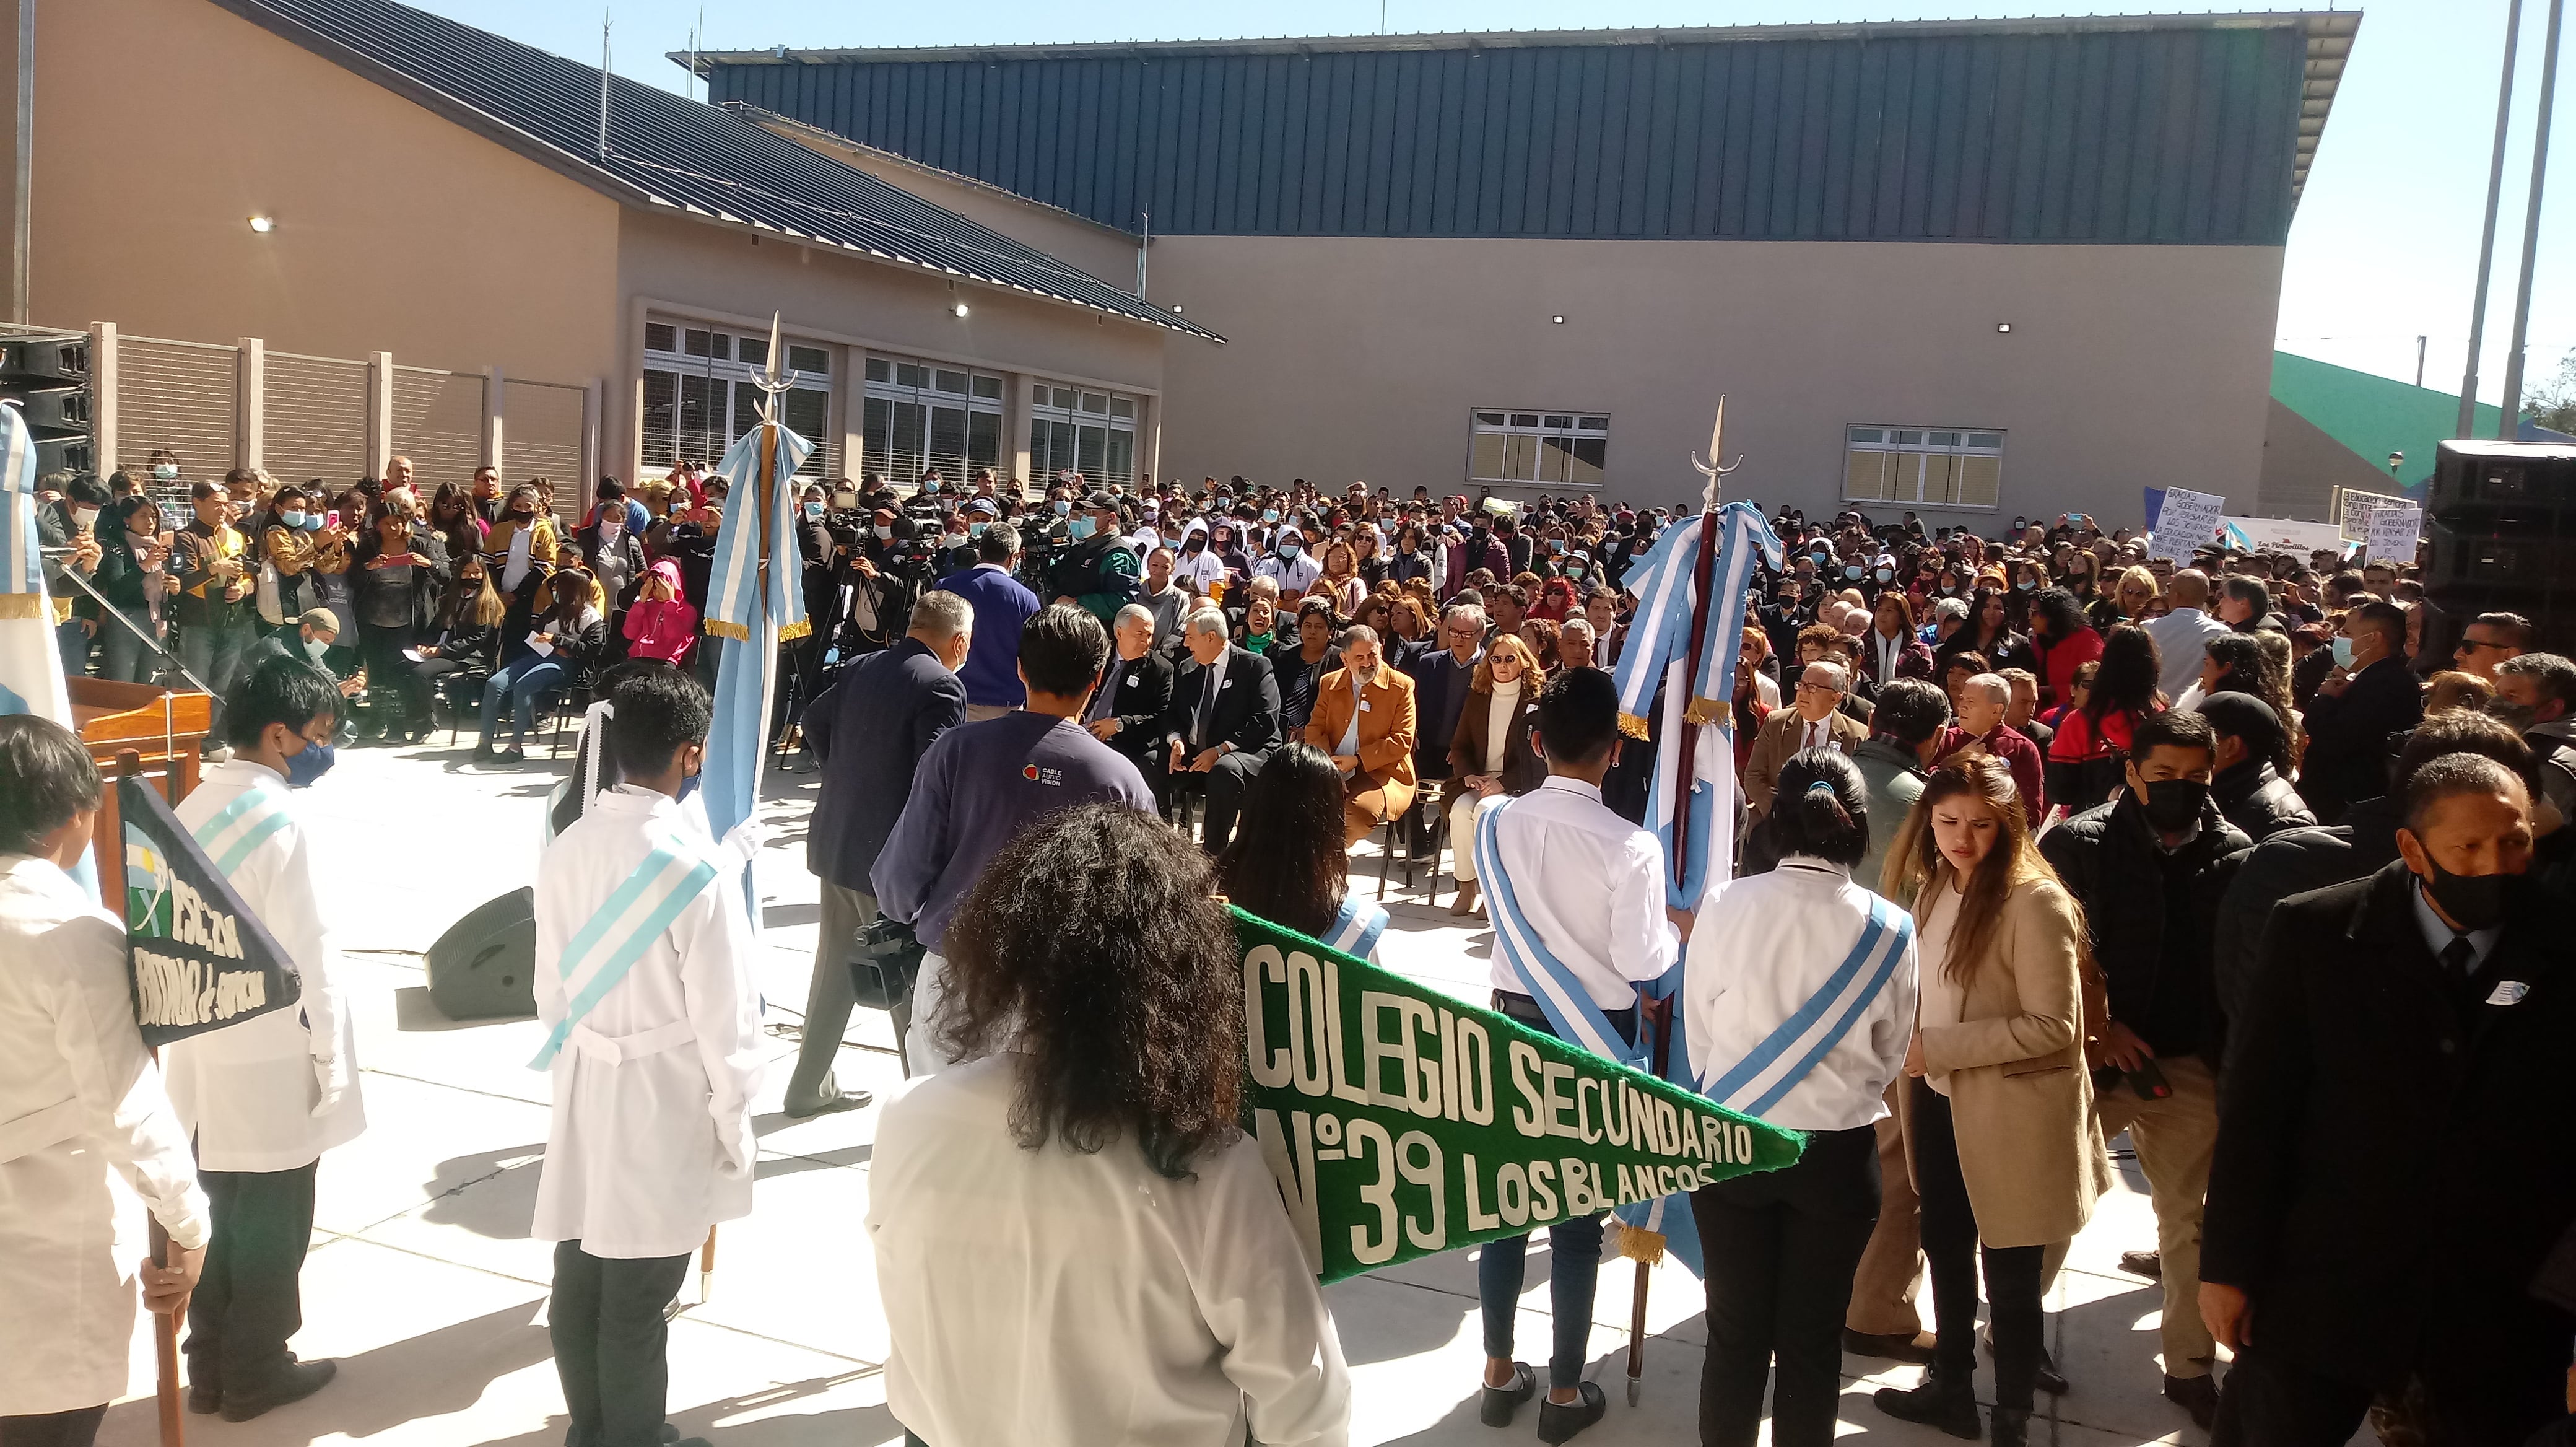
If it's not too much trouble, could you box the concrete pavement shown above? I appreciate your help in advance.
[89,734,2361,1447]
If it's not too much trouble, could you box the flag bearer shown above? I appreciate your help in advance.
[1469,667,1682,1443]
[530,667,761,1447]
[165,658,361,1422]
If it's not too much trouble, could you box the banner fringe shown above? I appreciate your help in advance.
[0,592,43,619]
[703,619,750,642]
[1682,696,1732,727]
[1608,1219,1668,1266]
[1617,710,1651,741]
[775,619,811,642]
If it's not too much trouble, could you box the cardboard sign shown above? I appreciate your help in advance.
[2149,488,2226,561]
[2365,504,2423,565]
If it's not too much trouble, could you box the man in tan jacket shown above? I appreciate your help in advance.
[1744,660,1869,818]
[1303,625,1417,846]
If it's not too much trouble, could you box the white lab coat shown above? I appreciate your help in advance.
[0,855,210,1415]
[163,759,364,1173]
[869,1056,1352,1447]
[531,786,762,1259]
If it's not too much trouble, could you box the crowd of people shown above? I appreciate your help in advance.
[9,453,2576,1447]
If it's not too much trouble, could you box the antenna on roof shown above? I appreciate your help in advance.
[690,2,705,104]
[597,10,612,160]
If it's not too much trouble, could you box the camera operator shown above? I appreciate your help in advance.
[1046,491,1141,627]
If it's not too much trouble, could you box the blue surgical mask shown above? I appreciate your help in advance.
[1279,540,1302,558]
[2016,579,2037,592]
[803,501,825,520]
[1875,568,1893,584]
[302,635,331,662]
[1262,509,1281,523]
[285,740,335,789]
[922,479,940,495]
[299,512,324,531]
[1052,499,1072,517]
[152,463,179,481]
[968,521,988,537]
[1843,565,1863,580]
[2331,636,2355,670]
[1215,496,1233,511]
[279,510,308,529]
[1068,517,1097,541]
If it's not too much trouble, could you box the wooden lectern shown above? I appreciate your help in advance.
[70,676,211,888]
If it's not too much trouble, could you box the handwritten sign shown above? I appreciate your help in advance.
[2151,488,2226,560]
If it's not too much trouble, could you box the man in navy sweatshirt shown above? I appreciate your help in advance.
[932,523,1041,722]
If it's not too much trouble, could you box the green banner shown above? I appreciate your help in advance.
[1233,907,1804,1283]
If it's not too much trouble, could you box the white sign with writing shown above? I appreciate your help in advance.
[2365,503,2423,565]
[2152,488,2226,560]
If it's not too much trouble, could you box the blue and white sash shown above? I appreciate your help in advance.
[1473,797,1645,1069]
[1323,893,1388,963]
[1699,893,1913,1117]
[528,833,722,1070]
[191,780,293,877]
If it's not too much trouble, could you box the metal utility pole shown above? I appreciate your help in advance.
[2460,0,2524,437]
[2499,0,2564,437]
[14,0,33,325]
[596,11,612,160]
[1136,208,1150,300]
[2416,334,2427,387]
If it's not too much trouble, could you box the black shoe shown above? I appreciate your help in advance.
[659,1427,682,1445]
[1989,1405,2030,1447]
[1477,1361,1535,1427]
[1983,1333,2069,1396]
[186,1382,220,1415]
[783,1083,872,1119]
[497,746,527,764]
[1873,1370,1983,1440]
[2164,1373,2219,1428]
[1534,1381,1606,1444]
[2120,1248,2164,1280]
[1843,1327,1938,1364]
[220,1358,337,1422]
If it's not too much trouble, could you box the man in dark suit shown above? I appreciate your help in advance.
[1157,606,1282,852]
[1401,601,1486,859]
[1082,603,1175,774]
[2295,599,2421,823]
[788,589,972,1108]
[2202,753,2576,1446]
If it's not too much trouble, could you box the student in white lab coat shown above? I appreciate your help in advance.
[0,717,208,1447]
[531,666,762,1447]
[164,658,361,1422]
[869,805,1351,1447]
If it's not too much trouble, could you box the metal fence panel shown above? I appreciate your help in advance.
[264,351,370,490]
[120,337,238,500]
[391,365,486,496]
[504,378,586,528]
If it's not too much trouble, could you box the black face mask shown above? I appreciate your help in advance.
[2421,859,2512,932]
[2139,777,2208,832]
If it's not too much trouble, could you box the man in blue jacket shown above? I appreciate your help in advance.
[790,591,972,1106]
[933,523,1040,722]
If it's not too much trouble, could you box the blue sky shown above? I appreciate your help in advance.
[418,0,2570,408]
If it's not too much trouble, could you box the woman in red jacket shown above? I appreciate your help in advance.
[2024,587,2102,710]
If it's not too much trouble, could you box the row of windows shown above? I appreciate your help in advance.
[1466,411,2007,510]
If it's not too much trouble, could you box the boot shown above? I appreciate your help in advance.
[1450,879,1480,917]
[1874,1366,1983,1440]
[1989,1405,2030,1446]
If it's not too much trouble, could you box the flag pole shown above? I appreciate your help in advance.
[120,753,186,1447]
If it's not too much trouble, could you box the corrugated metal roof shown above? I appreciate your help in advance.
[687,12,2356,245]
[207,0,1219,340]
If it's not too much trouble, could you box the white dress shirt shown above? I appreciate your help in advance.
[2143,606,2230,703]
[869,1056,1352,1447]
[1484,776,1681,1008]
[1684,858,1918,1132]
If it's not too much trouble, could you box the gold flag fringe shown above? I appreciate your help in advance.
[1682,696,1733,727]
[1607,1218,1668,1266]
[0,592,43,620]
[703,619,751,642]
[1617,710,1651,741]
[776,619,812,642]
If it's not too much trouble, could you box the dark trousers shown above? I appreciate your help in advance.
[1689,1122,1881,1447]
[0,1406,106,1447]
[1194,747,1268,854]
[1910,1079,2044,1410]
[185,1160,319,1396]
[550,1241,690,1447]
[359,621,424,730]
[2213,1337,2570,1447]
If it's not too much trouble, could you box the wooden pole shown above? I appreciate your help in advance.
[698,1226,718,1303]
[116,753,187,1447]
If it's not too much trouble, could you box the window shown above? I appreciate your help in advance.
[1468,409,1608,488]
[1843,425,2003,510]
[641,319,833,478]
[864,353,1007,489]
[1029,379,1141,489]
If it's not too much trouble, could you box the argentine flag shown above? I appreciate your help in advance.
[0,398,98,901]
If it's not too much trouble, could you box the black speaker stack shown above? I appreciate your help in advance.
[2422,441,2576,661]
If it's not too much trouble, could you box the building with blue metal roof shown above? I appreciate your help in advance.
[690,12,2359,523]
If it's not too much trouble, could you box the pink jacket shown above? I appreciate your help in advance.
[622,562,698,665]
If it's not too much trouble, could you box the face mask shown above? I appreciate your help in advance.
[2421,857,2512,932]
[279,509,308,529]
[1875,568,1894,584]
[285,740,336,789]
[302,635,331,661]
[1567,565,1586,580]
[1277,540,1300,558]
[1261,509,1280,524]
[873,525,893,541]
[2139,777,2208,832]
[922,480,940,495]
[2016,579,2036,592]
[1183,535,1205,553]
[1843,565,1863,580]
[152,463,179,481]
[1068,517,1097,541]
[968,521,988,538]
[2331,636,2356,670]
[803,501,825,520]
[71,504,98,530]
[1215,496,1232,511]
[1052,500,1072,517]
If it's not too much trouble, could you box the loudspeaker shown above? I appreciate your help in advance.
[426,888,537,1020]
[2430,440,2576,518]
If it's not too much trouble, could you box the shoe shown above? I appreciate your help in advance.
[1873,1368,1983,1440]
[2120,1248,2164,1280]
[1534,1381,1606,1444]
[1980,1329,2068,1396]
[186,1381,220,1415]
[1450,880,1480,917]
[2164,1373,2219,1429]
[783,1083,872,1119]
[1843,1327,1938,1364]
[497,746,527,764]
[1989,1405,2030,1447]
[220,1358,337,1421]
[1477,1361,1535,1427]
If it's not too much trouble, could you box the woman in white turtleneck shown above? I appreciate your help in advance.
[1444,633,1547,916]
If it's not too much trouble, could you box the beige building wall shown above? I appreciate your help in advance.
[1147,235,2284,530]
[12,0,620,383]
[2257,396,2387,522]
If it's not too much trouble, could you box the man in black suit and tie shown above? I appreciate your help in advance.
[2202,751,2576,1446]
[1159,605,1281,852]
[791,590,972,1104]
[1083,603,1175,775]
[1401,601,1486,857]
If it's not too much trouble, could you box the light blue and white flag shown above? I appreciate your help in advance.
[0,400,97,901]
[700,418,812,928]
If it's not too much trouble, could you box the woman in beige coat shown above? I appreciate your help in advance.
[1873,754,2095,1446]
